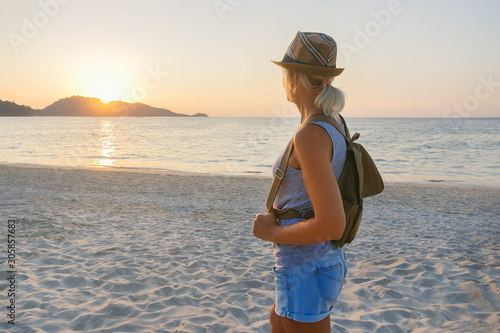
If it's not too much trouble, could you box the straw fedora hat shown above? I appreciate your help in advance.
[272,31,344,77]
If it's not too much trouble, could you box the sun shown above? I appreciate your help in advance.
[90,79,122,103]
[73,61,131,103]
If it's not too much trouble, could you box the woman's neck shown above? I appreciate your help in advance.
[295,91,323,123]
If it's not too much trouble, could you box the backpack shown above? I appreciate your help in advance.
[265,114,384,248]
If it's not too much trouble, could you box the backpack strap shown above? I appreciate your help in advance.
[306,114,357,143]
[265,139,294,213]
[265,113,351,214]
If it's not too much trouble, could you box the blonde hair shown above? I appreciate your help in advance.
[282,68,345,117]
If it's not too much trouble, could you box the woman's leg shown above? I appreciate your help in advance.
[270,302,286,333]
[281,314,331,333]
[271,302,331,333]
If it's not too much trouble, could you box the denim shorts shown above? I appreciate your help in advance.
[273,247,347,323]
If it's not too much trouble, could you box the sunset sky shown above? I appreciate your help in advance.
[1,0,499,117]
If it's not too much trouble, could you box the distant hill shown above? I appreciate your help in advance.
[0,96,208,117]
[0,100,38,116]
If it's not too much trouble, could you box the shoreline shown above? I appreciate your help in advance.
[1,162,499,189]
[0,162,266,179]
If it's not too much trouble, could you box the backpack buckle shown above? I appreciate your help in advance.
[274,168,285,180]
[299,209,314,219]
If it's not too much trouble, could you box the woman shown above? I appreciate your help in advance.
[253,31,348,332]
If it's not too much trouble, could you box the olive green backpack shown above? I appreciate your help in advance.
[265,114,384,247]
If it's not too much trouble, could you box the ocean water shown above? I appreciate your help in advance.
[1,117,499,186]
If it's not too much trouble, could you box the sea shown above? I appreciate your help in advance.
[1,117,499,187]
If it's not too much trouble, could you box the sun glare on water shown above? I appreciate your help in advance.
[73,62,131,103]
[93,120,116,167]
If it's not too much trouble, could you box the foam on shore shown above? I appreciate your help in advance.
[0,164,499,332]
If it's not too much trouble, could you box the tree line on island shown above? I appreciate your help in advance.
[0,96,208,117]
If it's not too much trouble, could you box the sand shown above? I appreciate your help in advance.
[0,164,499,332]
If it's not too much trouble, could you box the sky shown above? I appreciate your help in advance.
[1,0,499,117]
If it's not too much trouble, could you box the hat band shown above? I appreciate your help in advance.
[281,54,337,69]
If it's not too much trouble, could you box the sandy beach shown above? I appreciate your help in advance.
[0,164,499,332]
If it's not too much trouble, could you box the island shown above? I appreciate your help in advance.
[0,96,208,117]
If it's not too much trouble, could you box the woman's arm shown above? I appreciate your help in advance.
[253,123,346,245]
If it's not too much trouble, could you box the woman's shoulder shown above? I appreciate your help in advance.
[310,116,346,138]
[311,114,343,129]
[294,122,332,151]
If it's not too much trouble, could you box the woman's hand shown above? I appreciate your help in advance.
[253,210,278,242]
